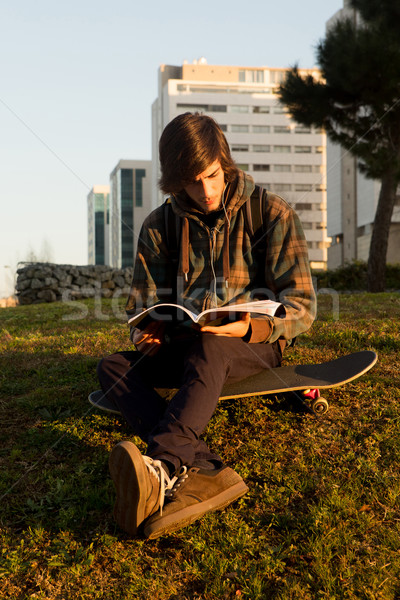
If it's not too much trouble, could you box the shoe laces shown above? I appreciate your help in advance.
[165,465,189,500]
[142,456,181,514]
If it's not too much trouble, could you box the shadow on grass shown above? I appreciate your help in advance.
[0,347,319,540]
[0,349,134,539]
[219,391,316,422]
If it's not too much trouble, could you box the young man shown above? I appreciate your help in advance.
[97,113,316,539]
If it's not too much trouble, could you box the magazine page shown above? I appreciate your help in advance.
[128,299,282,328]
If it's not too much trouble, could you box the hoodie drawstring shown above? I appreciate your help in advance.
[179,210,232,287]
[223,209,231,286]
[181,217,190,281]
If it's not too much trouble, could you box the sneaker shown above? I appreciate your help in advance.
[143,464,249,539]
[108,440,177,536]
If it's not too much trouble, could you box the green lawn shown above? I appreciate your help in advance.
[1,293,399,599]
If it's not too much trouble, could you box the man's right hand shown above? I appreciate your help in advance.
[132,321,166,356]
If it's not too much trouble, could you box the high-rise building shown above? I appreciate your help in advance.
[87,185,110,265]
[152,61,330,270]
[326,1,400,268]
[109,160,152,268]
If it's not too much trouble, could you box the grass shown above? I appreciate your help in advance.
[0,293,399,599]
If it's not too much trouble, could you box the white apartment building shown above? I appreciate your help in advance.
[152,61,330,270]
[87,185,110,265]
[326,1,400,268]
[109,160,152,268]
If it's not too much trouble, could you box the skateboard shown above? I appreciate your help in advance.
[89,350,377,417]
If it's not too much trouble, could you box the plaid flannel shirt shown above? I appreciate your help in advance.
[126,171,316,344]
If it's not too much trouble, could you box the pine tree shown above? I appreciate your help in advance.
[278,0,400,292]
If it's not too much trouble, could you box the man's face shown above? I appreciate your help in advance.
[183,160,226,214]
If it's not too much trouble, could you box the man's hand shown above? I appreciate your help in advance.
[132,321,166,356]
[200,312,251,338]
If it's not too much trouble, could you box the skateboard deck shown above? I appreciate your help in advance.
[89,390,122,415]
[89,350,377,416]
[219,350,377,399]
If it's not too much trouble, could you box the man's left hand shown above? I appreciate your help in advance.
[200,312,250,338]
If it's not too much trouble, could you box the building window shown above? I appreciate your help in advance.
[231,124,249,133]
[190,86,227,94]
[252,125,270,133]
[176,103,227,112]
[294,165,312,173]
[294,125,311,134]
[294,203,311,211]
[236,163,249,170]
[273,126,291,134]
[135,169,146,207]
[274,164,291,172]
[121,169,134,267]
[295,184,313,192]
[274,183,292,192]
[307,241,324,250]
[253,144,271,152]
[177,103,208,112]
[232,144,249,152]
[239,69,264,83]
[94,209,105,265]
[230,105,249,113]
[295,146,312,153]
[273,145,291,153]
[270,70,286,84]
[252,106,270,114]
[177,84,274,95]
[315,146,324,153]
[253,164,270,171]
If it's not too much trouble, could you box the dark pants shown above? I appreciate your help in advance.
[97,333,283,473]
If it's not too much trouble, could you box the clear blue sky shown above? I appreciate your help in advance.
[0,0,342,296]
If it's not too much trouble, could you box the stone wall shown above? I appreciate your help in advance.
[16,263,134,305]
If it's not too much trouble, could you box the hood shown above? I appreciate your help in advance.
[167,170,255,287]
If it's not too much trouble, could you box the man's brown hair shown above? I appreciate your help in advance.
[158,112,238,193]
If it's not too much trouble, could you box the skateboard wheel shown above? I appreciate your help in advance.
[311,397,329,415]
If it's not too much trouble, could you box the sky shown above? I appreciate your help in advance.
[0,0,342,297]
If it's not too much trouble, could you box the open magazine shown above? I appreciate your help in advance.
[128,299,283,329]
